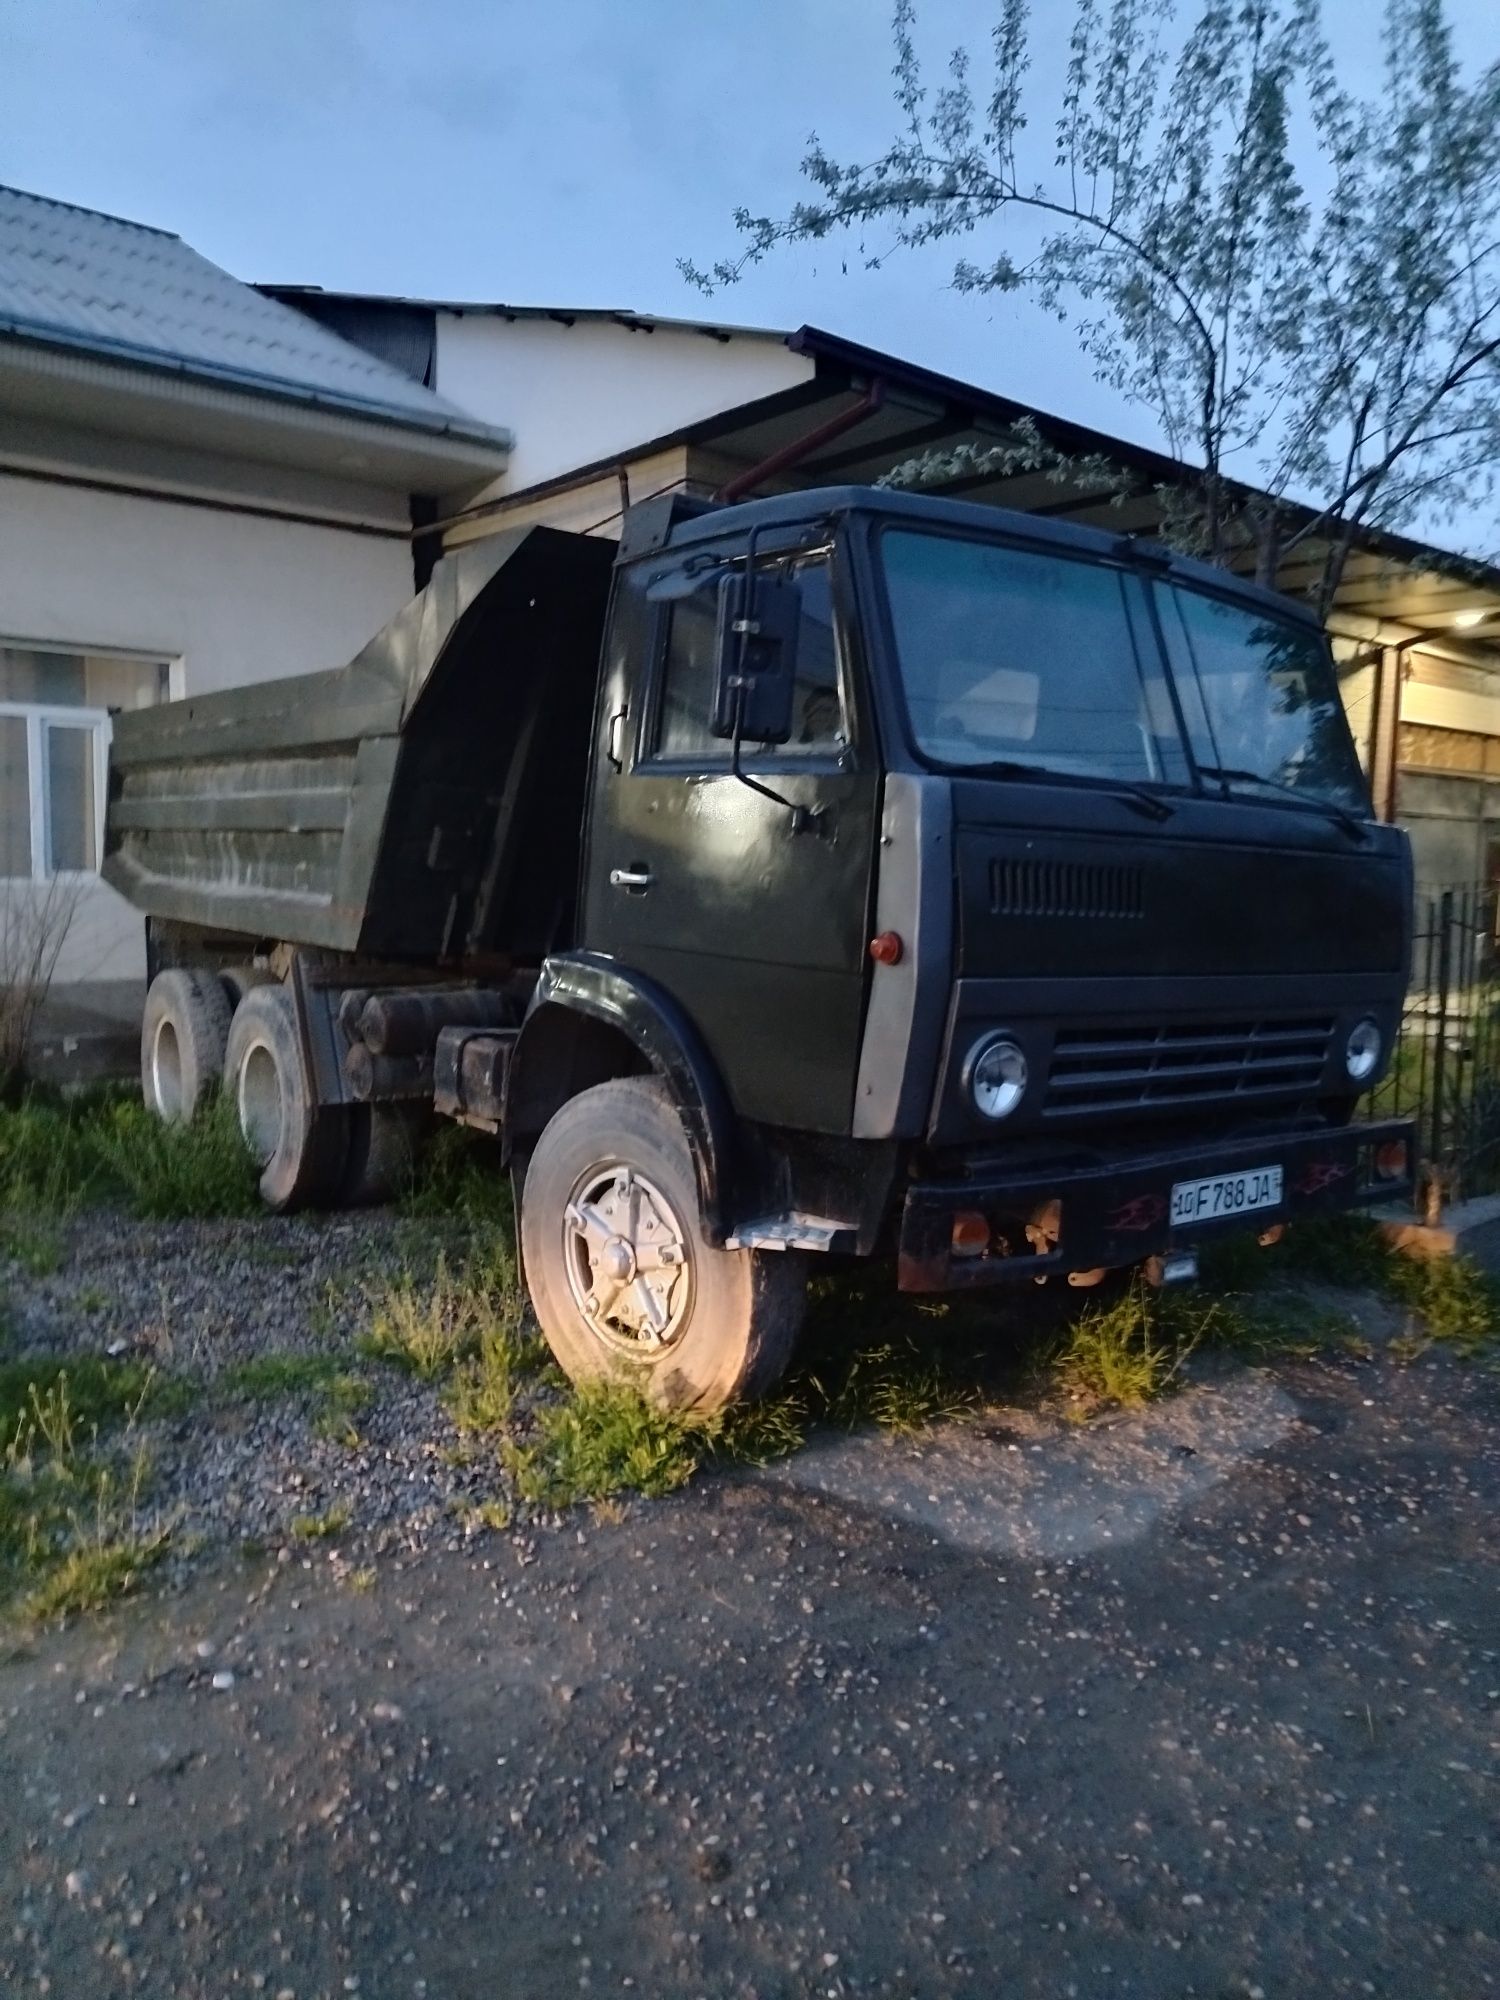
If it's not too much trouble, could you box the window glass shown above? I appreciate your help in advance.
[1158,585,1367,811]
[0,647,163,710]
[0,650,83,705]
[881,531,1186,783]
[0,642,167,879]
[653,556,843,762]
[0,716,30,876]
[46,725,96,872]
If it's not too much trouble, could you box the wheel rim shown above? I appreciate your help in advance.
[562,1163,692,1356]
[237,1040,284,1165]
[151,1017,183,1121]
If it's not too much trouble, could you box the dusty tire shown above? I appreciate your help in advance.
[521,1077,805,1413]
[339,1103,425,1207]
[140,969,232,1124]
[218,963,273,1012]
[223,984,347,1211]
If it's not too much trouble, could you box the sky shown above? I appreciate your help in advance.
[1,0,1496,544]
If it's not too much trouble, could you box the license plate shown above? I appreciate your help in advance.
[1170,1164,1283,1228]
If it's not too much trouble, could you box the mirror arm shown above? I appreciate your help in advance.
[729,685,818,834]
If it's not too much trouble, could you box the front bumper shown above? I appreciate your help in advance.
[896,1117,1415,1292]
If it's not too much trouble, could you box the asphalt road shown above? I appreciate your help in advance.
[2,1338,1496,2000]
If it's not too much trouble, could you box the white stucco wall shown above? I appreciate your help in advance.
[434,315,813,496]
[0,469,417,988]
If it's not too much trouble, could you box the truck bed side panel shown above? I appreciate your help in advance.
[104,527,614,962]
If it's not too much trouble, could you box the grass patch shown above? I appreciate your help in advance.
[505,1382,709,1506]
[1,1359,172,1621]
[0,1353,186,1438]
[290,1501,351,1541]
[224,1352,348,1400]
[1046,1275,1371,1410]
[1276,1213,1395,1290]
[23,1520,169,1621]
[1386,1253,1499,1359]
[0,1211,67,1276]
[1050,1281,1202,1409]
[0,1089,105,1211]
[1201,1294,1363,1362]
[360,1255,493,1378]
[91,1095,258,1220]
[401,1123,513,1228]
[0,1086,257,1230]
[1211,1211,1499,1360]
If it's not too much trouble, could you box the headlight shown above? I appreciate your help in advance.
[1345,1018,1381,1083]
[967,1035,1028,1120]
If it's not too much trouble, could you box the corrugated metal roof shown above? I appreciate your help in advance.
[262,285,781,343]
[0,184,508,446]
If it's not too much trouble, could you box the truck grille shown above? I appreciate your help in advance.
[1044,1017,1336,1118]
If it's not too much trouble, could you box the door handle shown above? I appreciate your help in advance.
[609,866,654,891]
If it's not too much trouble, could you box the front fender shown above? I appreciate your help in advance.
[503,952,742,1245]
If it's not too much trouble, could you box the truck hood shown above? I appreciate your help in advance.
[949,777,1412,982]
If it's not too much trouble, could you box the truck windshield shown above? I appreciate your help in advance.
[880,528,1367,814]
[1154,580,1367,812]
[881,530,1188,785]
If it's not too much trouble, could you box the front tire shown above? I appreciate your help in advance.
[521,1078,805,1413]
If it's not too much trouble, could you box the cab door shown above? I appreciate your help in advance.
[581,535,879,1134]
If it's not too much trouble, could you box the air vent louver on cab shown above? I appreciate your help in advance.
[990,857,1145,920]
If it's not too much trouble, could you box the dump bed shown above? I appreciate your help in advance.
[105,526,616,966]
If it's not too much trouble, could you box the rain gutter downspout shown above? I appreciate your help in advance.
[715,380,887,504]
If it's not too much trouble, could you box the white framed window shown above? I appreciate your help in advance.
[0,643,171,881]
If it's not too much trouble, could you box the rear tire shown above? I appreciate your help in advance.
[339,1103,425,1207]
[223,984,347,1211]
[218,963,273,1012]
[521,1077,805,1413]
[140,969,232,1124]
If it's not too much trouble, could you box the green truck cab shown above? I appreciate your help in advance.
[106,486,1415,1409]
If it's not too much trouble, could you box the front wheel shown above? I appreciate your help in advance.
[520,1078,805,1413]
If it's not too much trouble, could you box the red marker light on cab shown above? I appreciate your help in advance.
[868,930,904,965]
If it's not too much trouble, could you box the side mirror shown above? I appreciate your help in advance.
[710,570,801,745]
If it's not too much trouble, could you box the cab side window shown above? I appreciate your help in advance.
[652,555,844,763]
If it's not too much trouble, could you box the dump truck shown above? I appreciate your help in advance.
[104,486,1416,1409]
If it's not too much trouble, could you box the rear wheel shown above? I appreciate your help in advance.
[223,984,347,1211]
[140,969,232,1123]
[520,1077,805,1412]
[339,1103,426,1206]
[218,963,273,1012]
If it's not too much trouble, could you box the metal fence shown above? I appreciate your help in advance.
[1372,883,1500,1209]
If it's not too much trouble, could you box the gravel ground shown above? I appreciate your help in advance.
[5,1207,523,1561]
[0,1320,1495,1998]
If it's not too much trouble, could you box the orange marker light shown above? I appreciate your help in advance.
[951,1210,990,1258]
[869,930,904,965]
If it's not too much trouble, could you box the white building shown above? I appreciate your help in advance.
[0,186,509,1061]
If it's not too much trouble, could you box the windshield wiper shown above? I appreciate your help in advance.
[960,760,1175,822]
[1196,765,1369,842]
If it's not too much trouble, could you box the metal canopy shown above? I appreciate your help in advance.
[670,325,1500,657]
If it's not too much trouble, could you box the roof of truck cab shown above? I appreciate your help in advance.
[657,484,1324,625]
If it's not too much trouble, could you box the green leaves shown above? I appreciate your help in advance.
[686,0,1500,600]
